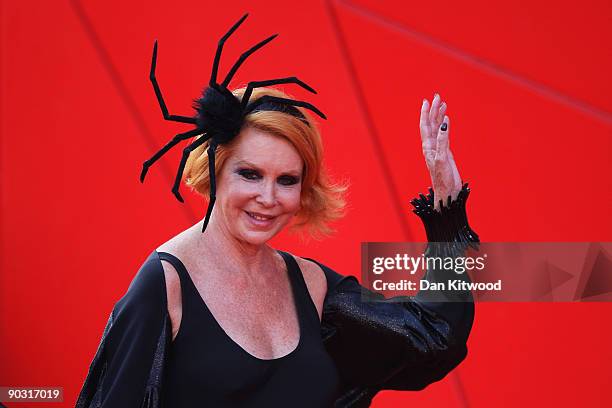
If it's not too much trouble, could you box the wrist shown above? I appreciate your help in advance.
[433,189,461,211]
[410,182,480,256]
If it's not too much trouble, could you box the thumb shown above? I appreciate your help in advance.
[436,115,450,157]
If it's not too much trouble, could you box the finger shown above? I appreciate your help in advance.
[441,115,450,148]
[428,93,440,123]
[441,115,462,189]
[438,101,447,121]
[420,99,434,143]
[419,98,429,128]
[435,101,447,128]
[435,115,450,156]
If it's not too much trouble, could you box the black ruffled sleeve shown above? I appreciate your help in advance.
[314,183,479,407]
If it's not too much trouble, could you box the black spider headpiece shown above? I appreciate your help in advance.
[140,14,326,232]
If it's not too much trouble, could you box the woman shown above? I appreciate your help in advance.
[76,84,477,407]
[76,15,477,408]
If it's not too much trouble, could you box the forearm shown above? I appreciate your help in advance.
[410,182,479,337]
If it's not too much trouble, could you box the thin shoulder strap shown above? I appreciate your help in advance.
[277,250,323,328]
[302,256,351,293]
[277,250,306,290]
[156,251,192,287]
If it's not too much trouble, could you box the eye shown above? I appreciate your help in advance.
[237,169,261,180]
[278,175,300,186]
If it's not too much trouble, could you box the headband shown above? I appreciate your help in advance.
[140,14,325,232]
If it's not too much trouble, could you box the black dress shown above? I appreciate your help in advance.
[159,250,339,407]
[76,184,479,407]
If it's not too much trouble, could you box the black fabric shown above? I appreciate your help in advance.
[75,253,473,407]
[247,101,308,122]
[76,187,478,407]
[158,250,339,407]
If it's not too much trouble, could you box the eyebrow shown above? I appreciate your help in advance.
[233,159,302,177]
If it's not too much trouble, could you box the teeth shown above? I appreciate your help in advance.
[248,212,271,221]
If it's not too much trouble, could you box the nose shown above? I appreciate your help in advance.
[255,180,277,207]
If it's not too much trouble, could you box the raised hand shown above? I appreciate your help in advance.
[419,93,462,210]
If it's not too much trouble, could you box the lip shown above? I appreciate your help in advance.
[244,210,276,228]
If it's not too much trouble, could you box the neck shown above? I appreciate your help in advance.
[185,213,280,282]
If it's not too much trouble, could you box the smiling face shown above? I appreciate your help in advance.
[213,127,304,246]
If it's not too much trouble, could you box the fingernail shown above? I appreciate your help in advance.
[440,123,448,131]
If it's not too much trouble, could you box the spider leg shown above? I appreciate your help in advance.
[220,34,278,89]
[150,41,197,124]
[246,95,327,119]
[171,133,211,203]
[201,141,218,232]
[140,128,203,183]
[210,13,249,88]
[241,77,317,109]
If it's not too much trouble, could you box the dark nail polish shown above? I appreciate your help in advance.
[441,123,448,131]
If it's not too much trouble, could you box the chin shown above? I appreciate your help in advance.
[238,231,276,246]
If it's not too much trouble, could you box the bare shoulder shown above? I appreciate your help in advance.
[289,254,328,320]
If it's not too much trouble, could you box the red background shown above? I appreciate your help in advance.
[1,0,611,406]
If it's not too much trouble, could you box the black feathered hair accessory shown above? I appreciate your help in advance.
[140,14,326,232]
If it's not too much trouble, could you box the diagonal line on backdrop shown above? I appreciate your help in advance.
[339,0,612,125]
[451,366,471,408]
[325,0,414,241]
[69,0,197,222]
